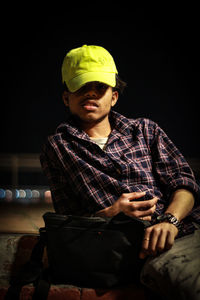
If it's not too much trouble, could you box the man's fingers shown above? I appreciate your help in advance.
[139,230,151,259]
[119,193,159,219]
[148,228,162,256]
[125,193,159,210]
[136,198,158,209]
[140,227,161,257]
[156,230,168,253]
[126,191,146,200]
[165,231,176,250]
[135,205,156,218]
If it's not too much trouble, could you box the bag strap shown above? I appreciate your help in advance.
[32,269,51,300]
[5,228,49,300]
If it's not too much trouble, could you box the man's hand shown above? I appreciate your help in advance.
[139,188,195,259]
[112,192,158,221]
[95,192,158,220]
[139,222,178,259]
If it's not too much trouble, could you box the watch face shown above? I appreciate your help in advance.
[170,216,176,223]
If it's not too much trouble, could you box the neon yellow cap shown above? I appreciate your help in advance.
[61,45,118,92]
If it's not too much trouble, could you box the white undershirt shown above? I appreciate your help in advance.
[90,137,109,150]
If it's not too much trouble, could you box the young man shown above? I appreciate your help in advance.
[40,45,200,299]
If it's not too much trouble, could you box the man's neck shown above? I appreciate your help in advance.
[81,118,112,138]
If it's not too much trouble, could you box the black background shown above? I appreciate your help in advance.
[1,5,199,158]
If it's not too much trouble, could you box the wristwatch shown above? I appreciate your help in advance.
[156,213,183,231]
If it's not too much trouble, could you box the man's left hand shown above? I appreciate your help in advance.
[139,222,179,259]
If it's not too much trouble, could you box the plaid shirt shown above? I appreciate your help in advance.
[40,110,200,236]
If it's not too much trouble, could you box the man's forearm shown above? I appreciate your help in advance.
[165,188,195,221]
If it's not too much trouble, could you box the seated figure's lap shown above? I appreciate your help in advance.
[140,230,200,300]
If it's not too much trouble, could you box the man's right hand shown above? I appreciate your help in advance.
[95,192,158,220]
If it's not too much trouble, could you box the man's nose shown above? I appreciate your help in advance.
[84,84,98,98]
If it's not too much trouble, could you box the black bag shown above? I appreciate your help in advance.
[44,212,150,287]
[5,212,150,299]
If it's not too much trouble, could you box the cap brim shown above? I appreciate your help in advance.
[67,72,116,93]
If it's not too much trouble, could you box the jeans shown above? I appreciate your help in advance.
[140,229,200,300]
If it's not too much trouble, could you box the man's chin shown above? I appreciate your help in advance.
[71,112,110,126]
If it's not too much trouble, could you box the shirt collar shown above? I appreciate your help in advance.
[56,110,135,141]
[109,110,133,136]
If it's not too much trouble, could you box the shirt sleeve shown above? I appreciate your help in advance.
[40,140,82,215]
[147,120,200,202]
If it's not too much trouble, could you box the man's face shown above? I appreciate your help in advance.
[63,82,118,127]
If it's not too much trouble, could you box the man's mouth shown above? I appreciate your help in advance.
[81,100,99,111]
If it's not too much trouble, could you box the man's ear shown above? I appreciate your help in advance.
[62,91,69,107]
[111,91,119,107]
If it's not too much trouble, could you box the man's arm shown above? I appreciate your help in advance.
[165,188,195,220]
[137,120,199,258]
[139,188,195,258]
[40,141,85,215]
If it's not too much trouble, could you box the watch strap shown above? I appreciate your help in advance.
[156,213,183,231]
